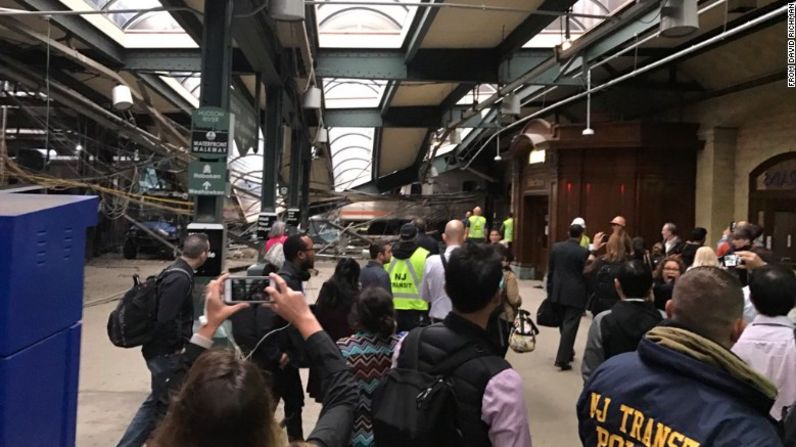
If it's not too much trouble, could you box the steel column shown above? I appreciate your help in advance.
[262,85,282,212]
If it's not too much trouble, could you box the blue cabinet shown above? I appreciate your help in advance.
[0,194,98,447]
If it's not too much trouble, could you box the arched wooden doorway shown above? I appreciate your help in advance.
[748,152,796,265]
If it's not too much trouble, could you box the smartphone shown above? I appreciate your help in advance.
[602,234,609,243]
[730,221,737,231]
[224,276,272,304]
[723,254,740,268]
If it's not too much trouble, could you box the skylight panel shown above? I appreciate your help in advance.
[323,78,387,109]
[315,0,419,48]
[523,0,632,48]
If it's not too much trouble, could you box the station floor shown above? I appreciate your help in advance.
[77,255,590,446]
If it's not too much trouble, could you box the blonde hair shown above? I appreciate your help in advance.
[691,246,719,268]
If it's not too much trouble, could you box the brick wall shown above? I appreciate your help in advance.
[679,82,796,242]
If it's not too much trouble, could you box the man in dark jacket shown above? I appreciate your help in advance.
[360,242,392,294]
[547,224,590,371]
[578,267,781,446]
[581,260,662,382]
[117,234,209,447]
[392,242,532,446]
[230,234,313,442]
[680,227,707,268]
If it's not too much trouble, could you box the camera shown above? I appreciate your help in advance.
[224,276,272,304]
[723,254,741,268]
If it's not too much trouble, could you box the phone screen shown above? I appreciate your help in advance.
[224,277,272,304]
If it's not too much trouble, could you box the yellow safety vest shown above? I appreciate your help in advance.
[503,218,514,243]
[386,247,430,311]
[468,215,487,239]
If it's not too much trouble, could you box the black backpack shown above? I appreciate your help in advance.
[371,327,493,447]
[107,268,191,348]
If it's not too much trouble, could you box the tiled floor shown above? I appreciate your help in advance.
[77,255,589,446]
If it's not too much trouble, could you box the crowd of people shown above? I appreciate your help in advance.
[113,209,796,447]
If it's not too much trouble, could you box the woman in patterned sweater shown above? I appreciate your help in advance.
[336,287,402,447]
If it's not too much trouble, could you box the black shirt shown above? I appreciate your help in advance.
[142,259,194,360]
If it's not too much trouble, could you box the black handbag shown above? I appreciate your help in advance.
[536,297,561,327]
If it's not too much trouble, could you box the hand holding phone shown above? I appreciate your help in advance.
[224,276,273,304]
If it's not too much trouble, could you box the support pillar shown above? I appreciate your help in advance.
[262,85,283,213]
[695,127,737,244]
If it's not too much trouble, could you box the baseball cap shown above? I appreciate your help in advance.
[571,217,586,228]
[610,216,627,227]
[400,223,418,240]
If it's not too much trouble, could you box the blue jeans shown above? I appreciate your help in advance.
[116,355,179,447]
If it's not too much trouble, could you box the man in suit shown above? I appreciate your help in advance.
[547,224,590,371]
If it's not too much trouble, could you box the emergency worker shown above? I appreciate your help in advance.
[387,223,431,331]
[467,207,487,243]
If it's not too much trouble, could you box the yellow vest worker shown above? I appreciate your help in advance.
[386,246,430,312]
[468,215,487,240]
[502,217,514,243]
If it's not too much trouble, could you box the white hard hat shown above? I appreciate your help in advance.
[571,217,586,228]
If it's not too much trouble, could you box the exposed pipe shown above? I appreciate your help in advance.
[518,0,731,108]
[0,6,201,17]
[461,3,787,169]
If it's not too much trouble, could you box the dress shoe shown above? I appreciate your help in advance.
[555,362,572,371]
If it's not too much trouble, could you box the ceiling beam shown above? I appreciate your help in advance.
[324,107,498,128]
[13,0,125,65]
[404,0,443,62]
[138,73,195,113]
[316,48,550,83]
[498,0,579,57]
[123,48,252,73]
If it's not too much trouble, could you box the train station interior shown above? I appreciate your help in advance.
[0,0,794,446]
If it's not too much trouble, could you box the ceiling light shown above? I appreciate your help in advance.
[501,93,520,115]
[112,84,133,111]
[316,127,329,143]
[660,0,699,37]
[561,38,572,51]
[583,68,595,136]
[270,0,305,21]
[75,143,82,151]
[494,154,503,161]
[303,87,322,109]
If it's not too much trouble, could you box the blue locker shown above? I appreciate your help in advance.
[0,194,98,447]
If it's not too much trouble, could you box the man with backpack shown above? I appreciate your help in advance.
[116,233,209,447]
[373,242,532,447]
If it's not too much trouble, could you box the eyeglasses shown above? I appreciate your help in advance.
[663,267,681,272]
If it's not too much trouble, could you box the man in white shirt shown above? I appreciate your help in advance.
[732,264,796,420]
[421,219,465,322]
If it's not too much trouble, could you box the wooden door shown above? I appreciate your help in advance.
[772,211,796,265]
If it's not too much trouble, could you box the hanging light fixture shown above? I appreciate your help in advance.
[582,68,595,136]
[112,84,133,111]
[303,86,322,109]
[316,127,329,143]
[270,0,305,21]
[494,132,502,161]
[500,93,520,115]
[561,10,573,50]
[660,0,699,37]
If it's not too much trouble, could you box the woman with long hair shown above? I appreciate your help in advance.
[309,258,361,401]
[336,287,401,447]
[585,233,629,315]
[315,257,361,341]
[652,256,686,311]
[150,273,358,447]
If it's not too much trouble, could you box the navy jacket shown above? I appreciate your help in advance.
[359,260,392,295]
[578,335,782,446]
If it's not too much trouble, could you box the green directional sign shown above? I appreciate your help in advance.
[191,107,234,158]
[188,160,227,196]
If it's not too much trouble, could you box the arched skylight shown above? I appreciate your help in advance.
[330,128,374,191]
[82,0,183,32]
[315,0,419,48]
[524,0,632,48]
